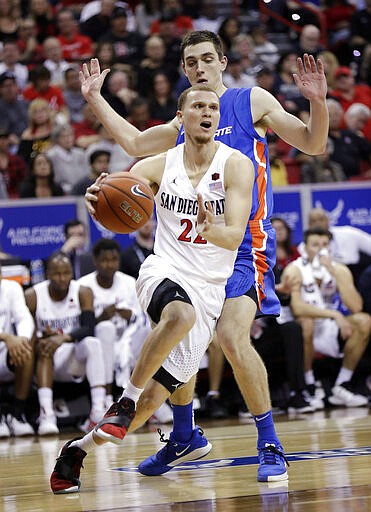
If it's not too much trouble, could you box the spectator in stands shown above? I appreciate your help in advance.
[61,219,94,279]
[0,264,36,438]
[330,66,371,140]
[217,16,241,54]
[301,206,371,286]
[98,6,145,67]
[300,138,345,183]
[136,34,179,97]
[22,65,69,122]
[77,238,144,430]
[120,215,155,279]
[267,133,288,187]
[46,123,88,194]
[25,251,107,435]
[271,216,300,270]
[0,0,20,43]
[326,98,371,179]
[223,53,256,89]
[85,124,136,173]
[149,0,194,39]
[73,103,102,149]
[103,69,137,119]
[71,149,110,196]
[344,103,371,140]
[42,37,70,88]
[317,50,339,92]
[250,25,280,70]
[0,71,29,149]
[350,0,371,53]
[282,228,370,407]
[296,24,324,59]
[79,0,136,33]
[19,151,64,198]
[273,51,309,120]
[135,0,162,36]
[323,0,355,49]
[16,17,44,69]
[29,0,57,44]
[0,125,26,198]
[80,0,116,42]
[153,12,182,72]
[63,66,86,124]
[126,97,163,131]
[57,8,94,63]
[148,71,178,123]
[95,41,117,76]
[17,98,54,166]
[0,40,28,91]
[192,0,223,34]
[255,66,275,95]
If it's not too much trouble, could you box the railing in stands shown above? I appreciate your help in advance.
[259,0,328,48]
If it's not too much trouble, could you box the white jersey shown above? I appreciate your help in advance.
[0,279,34,338]
[279,256,338,324]
[78,271,141,333]
[33,280,81,335]
[154,142,239,285]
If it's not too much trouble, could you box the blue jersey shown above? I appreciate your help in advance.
[176,88,279,315]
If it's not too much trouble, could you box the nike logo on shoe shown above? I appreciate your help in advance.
[175,445,190,457]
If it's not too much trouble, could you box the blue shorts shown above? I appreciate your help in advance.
[225,219,280,317]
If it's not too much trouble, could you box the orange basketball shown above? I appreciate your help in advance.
[94,172,154,234]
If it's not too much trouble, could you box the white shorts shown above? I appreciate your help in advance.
[136,254,225,383]
[0,342,14,382]
[53,340,88,383]
[313,318,342,359]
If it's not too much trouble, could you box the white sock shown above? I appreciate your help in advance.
[121,382,144,405]
[38,387,54,416]
[335,367,353,387]
[207,390,220,398]
[71,431,97,453]
[90,386,106,417]
[304,370,315,386]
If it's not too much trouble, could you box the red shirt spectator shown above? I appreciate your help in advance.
[22,65,66,113]
[330,66,371,140]
[56,8,93,62]
[0,127,27,198]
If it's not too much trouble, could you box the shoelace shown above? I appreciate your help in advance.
[260,445,290,467]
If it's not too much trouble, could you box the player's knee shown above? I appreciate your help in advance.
[161,303,196,332]
[95,320,116,340]
[352,312,371,338]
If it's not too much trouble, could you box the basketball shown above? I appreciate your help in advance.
[94,172,154,234]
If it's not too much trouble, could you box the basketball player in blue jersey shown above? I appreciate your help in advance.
[81,30,329,482]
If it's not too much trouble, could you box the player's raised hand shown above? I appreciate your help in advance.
[293,53,327,102]
[196,193,213,234]
[80,58,110,100]
[84,172,108,217]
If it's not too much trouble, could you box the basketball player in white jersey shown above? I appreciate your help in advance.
[25,252,107,435]
[0,264,35,437]
[50,84,255,494]
[281,228,370,407]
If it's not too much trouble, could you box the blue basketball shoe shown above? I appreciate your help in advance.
[138,427,212,476]
[257,443,289,482]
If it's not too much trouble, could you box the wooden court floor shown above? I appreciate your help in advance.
[1,407,370,512]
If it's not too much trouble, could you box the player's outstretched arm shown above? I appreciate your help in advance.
[197,152,254,250]
[253,54,328,155]
[80,59,179,157]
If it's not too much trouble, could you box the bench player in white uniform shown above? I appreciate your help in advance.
[50,84,255,494]
[25,252,107,435]
[0,264,35,437]
[281,228,370,407]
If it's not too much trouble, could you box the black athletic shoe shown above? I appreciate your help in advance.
[50,438,86,494]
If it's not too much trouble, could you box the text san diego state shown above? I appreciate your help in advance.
[160,193,225,216]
